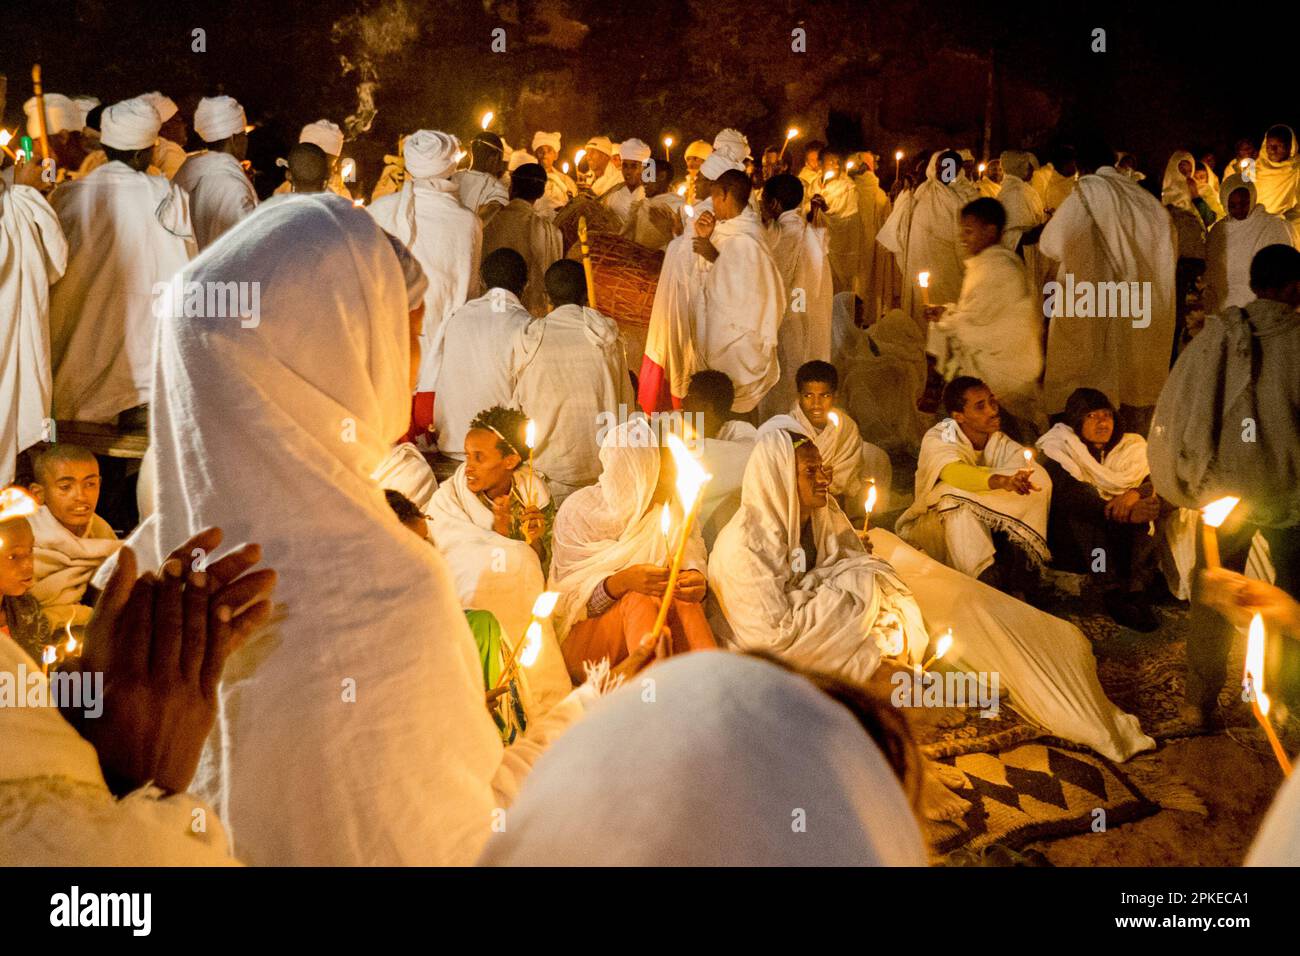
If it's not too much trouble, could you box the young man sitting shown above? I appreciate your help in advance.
[26,444,121,631]
[896,376,1053,596]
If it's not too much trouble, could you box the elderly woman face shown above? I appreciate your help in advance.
[1078,408,1114,447]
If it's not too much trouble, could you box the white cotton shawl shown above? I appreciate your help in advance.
[0,183,66,485]
[995,174,1045,252]
[511,304,633,489]
[427,463,573,713]
[1160,150,1199,212]
[172,150,258,251]
[369,174,481,390]
[95,194,579,865]
[697,206,785,412]
[48,161,194,422]
[708,424,928,683]
[479,651,927,866]
[1253,126,1300,231]
[1035,425,1150,500]
[815,174,862,291]
[1205,178,1292,313]
[787,402,877,503]
[548,418,705,641]
[643,196,714,402]
[896,418,1051,567]
[28,505,120,629]
[763,209,833,417]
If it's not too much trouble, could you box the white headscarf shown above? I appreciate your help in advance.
[1036,423,1150,501]
[24,93,83,136]
[99,97,161,150]
[619,138,651,163]
[299,119,344,158]
[479,651,926,865]
[98,194,513,865]
[392,129,461,244]
[1160,150,1198,211]
[371,442,438,508]
[712,128,750,164]
[193,95,246,143]
[1254,125,1300,216]
[531,131,560,153]
[139,91,178,124]
[700,151,743,180]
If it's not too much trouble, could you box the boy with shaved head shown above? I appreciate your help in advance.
[0,489,54,662]
[26,444,120,630]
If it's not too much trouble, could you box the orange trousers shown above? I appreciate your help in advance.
[561,591,716,684]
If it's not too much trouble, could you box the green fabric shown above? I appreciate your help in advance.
[939,461,994,492]
[464,609,527,743]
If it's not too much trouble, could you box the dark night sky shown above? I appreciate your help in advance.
[2,0,1296,195]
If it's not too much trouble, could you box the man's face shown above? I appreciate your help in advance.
[959,214,999,258]
[464,429,518,495]
[1236,141,1256,161]
[794,443,830,514]
[1078,408,1114,447]
[762,150,780,180]
[34,457,101,535]
[822,154,842,177]
[52,130,88,171]
[587,149,610,176]
[798,380,836,428]
[0,520,35,597]
[621,159,644,190]
[231,131,249,163]
[536,145,556,169]
[953,386,1002,438]
[1228,187,1252,220]
[987,159,1002,183]
[1265,136,1290,164]
[804,149,821,172]
[709,183,742,219]
[685,155,704,175]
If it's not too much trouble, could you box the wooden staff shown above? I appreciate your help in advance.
[577,216,598,309]
[30,65,51,162]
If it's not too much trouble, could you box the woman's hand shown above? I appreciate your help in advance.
[607,564,670,599]
[1198,568,1300,637]
[519,505,545,545]
[490,493,513,537]
[1128,493,1161,524]
[990,471,1038,495]
[1105,488,1142,522]
[675,569,707,603]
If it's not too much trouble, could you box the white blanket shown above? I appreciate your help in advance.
[451,169,508,215]
[0,183,66,485]
[1205,178,1292,313]
[548,418,706,640]
[762,208,833,418]
[697,206,785,412]
[511,304,633,494]
[369,178,481,391]
[172,150,257,250]
[28,505,119,629]
[427,463,572,712]
[97,194,587,865]
[48,161,195,422]
[897,418,1051,578]
[708,425,928,683]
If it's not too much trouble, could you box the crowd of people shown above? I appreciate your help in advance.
[2,87,1299,866]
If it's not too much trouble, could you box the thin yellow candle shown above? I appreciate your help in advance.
[917,271,931,306]
[921,629,953,670]
[1244,613,1293,775]
[1200,496,1240,570]
[494,591,559,690]
[41,644,56,678]
[523,420,538,509]
[649,434,712,644]
[779,126,798,159]
[863,480,878,534]
[660,503,672,562]
[662,135,673,161]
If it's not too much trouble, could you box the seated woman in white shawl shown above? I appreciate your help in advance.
[426,404,573,713]
[1037,388,1190,632]
[896,376,1052,595]
[1205,175,1293,313]
[788,360,892,518]
[94,194,622,866]
[924,197,1043,434]
[549,417,717,684]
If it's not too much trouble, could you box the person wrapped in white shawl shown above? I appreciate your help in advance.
[1253,124,1300,247]
[896,377,1052,585]
[172,96,257,251]
[369,130,482,392]
[708,422,928,684]
[0,171,67,486]
[811,150,861,294]
[849,153,893,324]
[92,193,597,865]
[1205,175,1293,313]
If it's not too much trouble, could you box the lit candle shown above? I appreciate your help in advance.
[662,135,673,161]
[827,411,839,429]
[561,161,570,174]
[822,169,835,183]
[779,126,798,159]
[63,621,78,658]
[921,629,953,670]
[41,644,56,678]
[684,203,695,220]
[894,148,903,180]
[978,162,987,175]
[1022,447,1033,470]
[661,503,672,560]
[846,160,855,171]
[480,110,494,131]
[494,591,560,691]
[1200,496,1240,570]
[0,486,38,520]
[575,148,586,166]
[340,158,356,181]
[676,183,686,197]
[649,434,713,643]
[917,271,931,306]
[1244,613,1293,775]
[863,479,878,534]
[524,420,538,509]
[352,198,365,207]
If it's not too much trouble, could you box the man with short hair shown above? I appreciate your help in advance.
[481,162,564,315]
[283,142,330,193]
[583,135,623,199]
[432,249,533,460]
[452,132,509,217]
[798,140,824,201]
[511,260,634,504]
[690,169,785,414]
[897,375,1052,592]
[47,96,195,424]
[26,444,120,630]
[604,138,651,224]
[173,95,257,250]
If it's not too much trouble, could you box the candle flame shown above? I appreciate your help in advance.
[1201,496,1240,528]
[64,622,77,654]
[845,160,855,171]
[561,161,570,173]
[822,169,835,182]
[865,481,878,514]
[676,183,686,196]
[894,149,904,160]
[684,204,695,218]
[978,162,987,174]
[525,420,537,449]
[42,645,57,666]
[519,621,543,667]
[934,629,954,662]
[0,487,38,521]
[531,590,560,619]
[665,432,711,514]
[575,149,586,165]
[661,502,672,537]
[917,271,930,289]
[786,127,799,140]
[1023,448,1033,465]
[352,198,364,207]
[480,111,494,130]
[663,136,673,149]
[827,411,839,428]
[0,129,11,146]
[1245,613,1270,715]
[341,158,355,179]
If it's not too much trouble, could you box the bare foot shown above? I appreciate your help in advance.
[921,760,970,823]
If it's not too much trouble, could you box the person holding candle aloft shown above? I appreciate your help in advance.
[1149,243,1300,728]
[549,417,717,684]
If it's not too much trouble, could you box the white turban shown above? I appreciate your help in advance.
[300,119,345,158]
[532,131,561,153]
[99,97,162,150]
[140,91,178,124]
[585,135,613,157]
[372,444,438,510]
[619,138,652,163]
[699,151,744,181]
[712,128,749,164]
[403,129,460,180]
[24,93,83,137]
[508,148,538,171]
[685,140,713,161]
[193,95,247,143]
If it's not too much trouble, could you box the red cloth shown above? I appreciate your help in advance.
[637,355,681,414]
[403,391,435,445]
[561,591,715,684]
